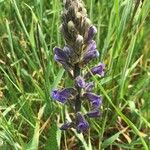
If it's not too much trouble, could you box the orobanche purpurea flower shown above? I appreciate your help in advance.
[51,0,105,133]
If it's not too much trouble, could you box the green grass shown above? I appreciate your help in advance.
[0,0,150,149]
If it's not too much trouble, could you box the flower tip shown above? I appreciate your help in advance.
[86,109,101,118]
[51,89,58,99]
[76,34,83,46]
[54,54,58,61]
[53,47,59,53]
[60,122,73,130]
[87,26,97,42]
[85,62,105,79]
[91,25,97,34]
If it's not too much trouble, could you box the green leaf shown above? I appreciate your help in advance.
[101,131,121,149]
[45,124,60,150]
[27,105,46,150]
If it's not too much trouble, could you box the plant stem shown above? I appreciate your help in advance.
[74,63,81,112]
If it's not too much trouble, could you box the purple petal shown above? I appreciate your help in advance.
[91,63,105,76]
[75,76,86,88]
[85,82,94,92]
[54,54,73,71]
[54,47,72,70]
[83,92,102,107]
[53,47,69,61]
[51,88,77,103]
[85,63,105,79]
[51,89,59,99]
[87,40,97,52]
[87,26,97,42]
[76,112,89,133]
[51,89,67,103]
[54,54,64,63]
[60,122,73,130]
[82,50,99,65]
[86,109,101,118]
[61,88,77,97]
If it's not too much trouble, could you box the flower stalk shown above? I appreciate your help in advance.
[51,0,105,133]
[74,63,81,112]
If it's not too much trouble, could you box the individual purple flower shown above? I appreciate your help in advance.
[51,88,77,103]
[85,82,94,92]
[76,112,89,133]
[53,47,69,62]
[91,63,105,76]
[81,40,99,65]
[86,108,101,118]
[53,47,73,71]
[82,49,99,65]
[86,40,97,52]
[60,122,73,130]
[83,92,102,108]
[85,63,105,79]
[86,26,97,42]
[54,55,71,71]
[75,76,86,88]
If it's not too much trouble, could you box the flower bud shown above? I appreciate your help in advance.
[86,109,101,118]
[68,21,75,31]
[75,35,83,49]
[76,112,89,133]
[60,122,73,130]
[75,76,86,88]
[51,88,77,103]
[83,92,102,108]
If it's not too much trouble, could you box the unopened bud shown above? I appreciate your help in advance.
[76,12,82,19]
[76,34,83,45]
[68,21,75,30]
[84,18,92,28]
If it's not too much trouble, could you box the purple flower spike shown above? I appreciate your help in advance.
[85,63,105,79]
[60,122,73,130]
[86,109,100,118]
[82,49,99,65]
[51,88,77,103]
[87,26,97,42]
[52,0,104,132]
[76,112,89,133]
[83,92,102,108]
[85,82,94,92]
[75,76,86,88]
